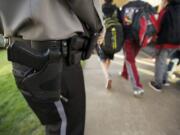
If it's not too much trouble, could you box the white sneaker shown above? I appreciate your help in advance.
[118,72,121,76]
[169,74,177,80]
[133,90,139,96]
[163,82,170,86]
[106,79,112,90]
[139,89,145,96]
[133,89,144,97]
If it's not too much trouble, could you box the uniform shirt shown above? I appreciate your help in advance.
[0,0,103,41]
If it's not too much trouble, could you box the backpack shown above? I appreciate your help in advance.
[122,1,157,47]
[157,3,180,44]
[101,5,124,54]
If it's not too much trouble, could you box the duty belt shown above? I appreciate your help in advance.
[7,36,85,70]
[31,40,69,58]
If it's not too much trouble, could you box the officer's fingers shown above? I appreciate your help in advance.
[97,37,104,45]
[98,34,104,40]
[97,31,105,45]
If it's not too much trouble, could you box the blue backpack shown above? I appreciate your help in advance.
[121,1,157,47]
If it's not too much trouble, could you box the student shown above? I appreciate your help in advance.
[97,0,121,89]
[120,0,156,96]
[149,0,180,92]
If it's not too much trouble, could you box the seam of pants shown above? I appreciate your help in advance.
[126,60,142,90]
[55,100,67,135]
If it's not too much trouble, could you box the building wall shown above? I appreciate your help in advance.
[100,0,160,6]
[100,0,128,6]
[143,0,161,6]
[113,0,128,6]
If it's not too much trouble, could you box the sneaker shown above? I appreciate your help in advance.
[149,81,162,92]
[133,90,140,96]
[133,89,143,97]
[163,80,170,86]
[168,74,177,80]
[139,89,145,96]
[106,79,112,90]
[118,72,122,77]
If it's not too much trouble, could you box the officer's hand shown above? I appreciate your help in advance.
[97,32,104,46]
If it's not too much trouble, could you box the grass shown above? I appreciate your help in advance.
[0,50,43,135]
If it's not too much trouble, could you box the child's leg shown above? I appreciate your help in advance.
[100,59,112,89]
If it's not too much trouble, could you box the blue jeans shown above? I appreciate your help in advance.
[155,48,176,86]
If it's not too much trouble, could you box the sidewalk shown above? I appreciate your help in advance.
[83,52,180,135]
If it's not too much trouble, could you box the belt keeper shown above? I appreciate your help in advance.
[62,41,68,57]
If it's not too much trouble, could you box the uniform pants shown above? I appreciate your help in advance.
[12,43,86,135]
[121,40,143,90]
[45,63,86,135]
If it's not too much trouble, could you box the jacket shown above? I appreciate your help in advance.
[0,0,103,41]
[156,0,180,49]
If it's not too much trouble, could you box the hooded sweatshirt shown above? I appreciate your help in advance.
[156,0,180,49]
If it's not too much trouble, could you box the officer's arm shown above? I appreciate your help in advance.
[0,20,3,34]
[117,8,123,23]
[68,0,103,33]
[0,19,4,47]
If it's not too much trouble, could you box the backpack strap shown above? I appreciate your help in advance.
[104,8,121,29]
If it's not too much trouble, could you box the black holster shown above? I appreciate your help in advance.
[21,59,63,102]
[7,41,50,70]
[81,33,100,60]
[66,36,84,65]
[8,38,85,102]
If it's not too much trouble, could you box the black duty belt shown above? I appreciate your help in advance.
[31,40,67,49]
[7,36,85,70]
[31,40,69,57]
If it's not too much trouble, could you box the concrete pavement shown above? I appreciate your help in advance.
[83,51,180,135]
